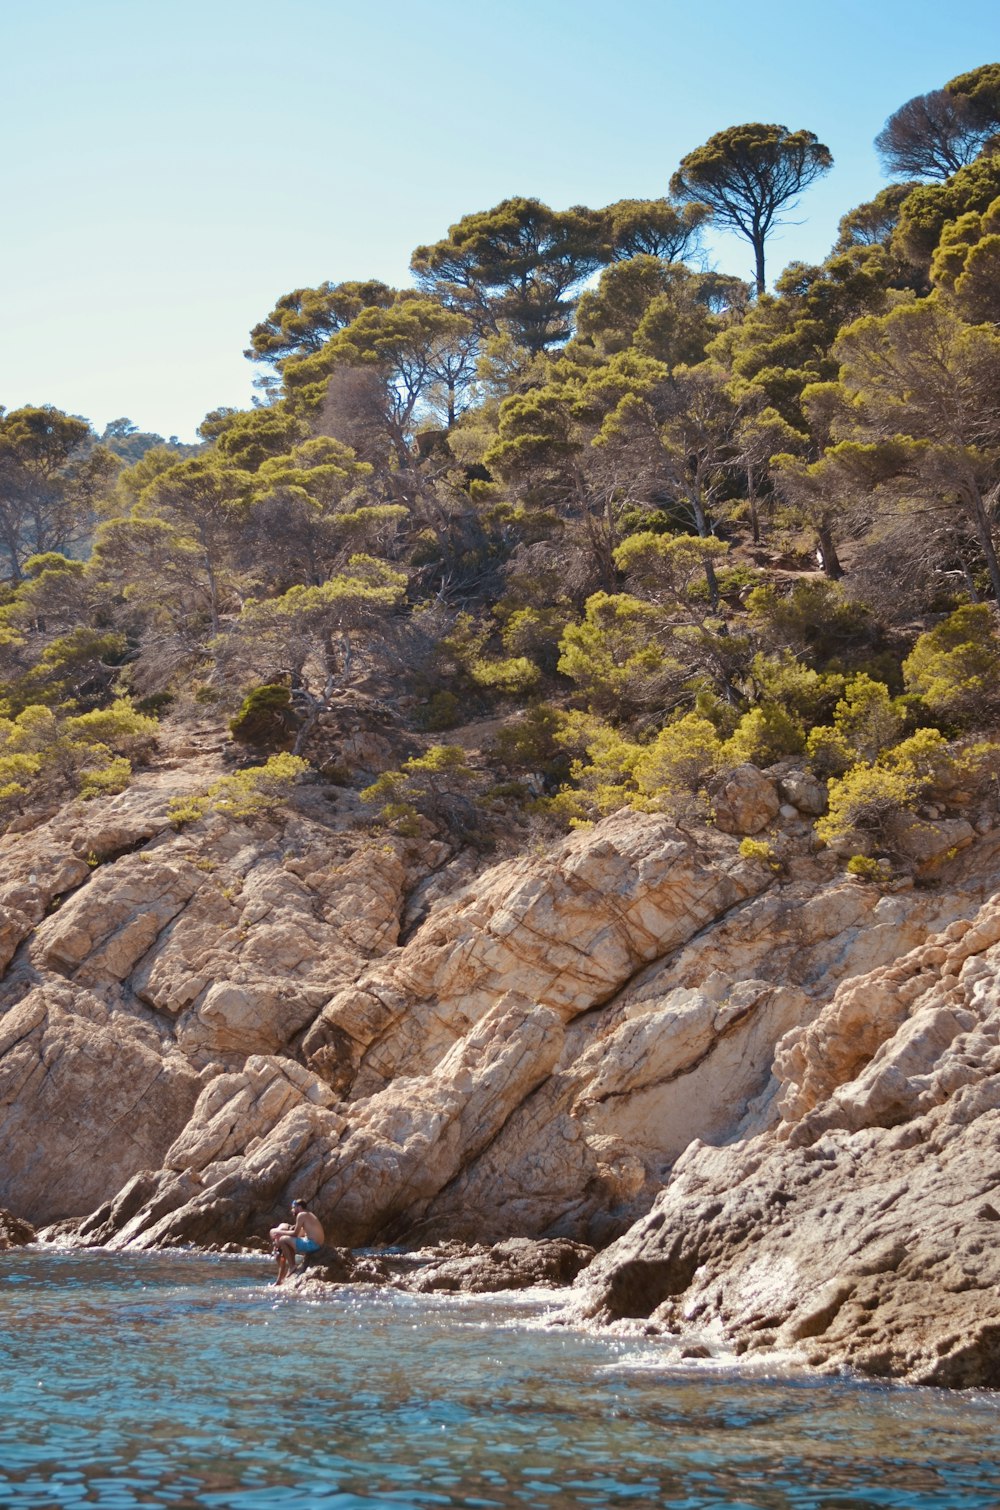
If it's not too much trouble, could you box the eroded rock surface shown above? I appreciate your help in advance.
[0,1208,36,1248]
[568,899,1000,1387]
[273,1236,595,1297]
[7,757,1000,1387]
[0,778,420,1223]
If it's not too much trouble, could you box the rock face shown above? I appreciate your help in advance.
[568,898,1000,1388]
[7,748,1000,1388]
[57,808,790,1250]
[712,765,780,835]
[0,778,418,1224]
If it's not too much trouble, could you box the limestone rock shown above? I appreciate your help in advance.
[566,895,1000,1388]
[289,1245,393,1287]
[105,994,564,1251]
[0,983,202,1225]
[712,765,780,835]
[303,810,767,1099]
[891,816,975,873]
[31,854,203,982]
[395,1237,595,1294]
[778,770,827,816]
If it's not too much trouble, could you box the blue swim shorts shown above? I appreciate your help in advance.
[295,1237,321,1255]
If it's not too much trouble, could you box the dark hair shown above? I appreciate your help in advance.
[291,1198,305,1209]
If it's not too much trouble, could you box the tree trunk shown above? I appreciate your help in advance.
[204,555,221,637]
[965,485,1000,605]
[816,525,843,579]
[747,466,761,545]
[753,235,766,297]
[686,491,720,611]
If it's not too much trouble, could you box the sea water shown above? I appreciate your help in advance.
[1,1250,998,1509]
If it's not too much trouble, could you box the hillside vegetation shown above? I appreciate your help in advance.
[4,64,1000,874]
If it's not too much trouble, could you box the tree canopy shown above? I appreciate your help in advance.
[6,64,1000,866]
[670,123,833,294]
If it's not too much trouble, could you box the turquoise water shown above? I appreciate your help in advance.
[1,1250,998,1509]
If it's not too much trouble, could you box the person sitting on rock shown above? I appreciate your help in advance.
[270,1198,325,1285]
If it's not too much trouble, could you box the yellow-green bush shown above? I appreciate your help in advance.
[415,690,462,732]
[541,712,724,826]
[724,704,804,767]
[557,592,672,715]
[903,604,1000,728]
[168,753,308,827]
[229,684,296,750]
[816,761,924,853]
[739,836,782,871]
[846,854,892,883]
[806,673,907,775]
[0,699,157,826]
[751,652,844,725]
[361,745,483,839]
[815,731,949,855]
[470,655,541,695]
[634,715,723,805]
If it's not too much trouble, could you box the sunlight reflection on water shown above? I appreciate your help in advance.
[1,1249,998,1509]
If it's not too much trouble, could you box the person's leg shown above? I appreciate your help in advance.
[270,1227,287,1282]
[273,1235,296,1284]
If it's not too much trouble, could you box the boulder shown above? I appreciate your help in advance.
[0,1208,36,1249]
[0,984,202,1225]
[891,816,975,873]
[395,1237,596,1294]
[712,765,780,835]
[778,770,828,817]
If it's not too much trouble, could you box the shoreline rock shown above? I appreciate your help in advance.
[7,774,1000,1388]
[562,897,1000,1389]
[0,1207,36,1249]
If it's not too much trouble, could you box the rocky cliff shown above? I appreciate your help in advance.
[567,895,1000,1387]
[3,740,1000,1386]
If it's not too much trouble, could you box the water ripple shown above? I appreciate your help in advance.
[1,1250,998,1508]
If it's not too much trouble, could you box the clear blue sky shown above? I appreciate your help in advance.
[1,0,998,440]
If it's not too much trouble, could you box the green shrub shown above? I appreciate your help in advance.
[0,698,158,827]
[489,704,572,785]
[903,604,1000,728]
[416,690,462,732]
[229,683,296,751]
[805,724,854,777]
[739,836,782,871]
[634,715,723,805]
[830,674,905,762]
[746,580,874,665]
[557,592,671,715]
[846,854,892,883]
[752,652,844,724]
[470,655,541,695]
[168,753,308,827]
[816,761,924,853]
[724,704,804,767]
[63,700,159,761]
[361,745,484,839]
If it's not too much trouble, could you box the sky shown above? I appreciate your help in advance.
[1,0,999,441]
